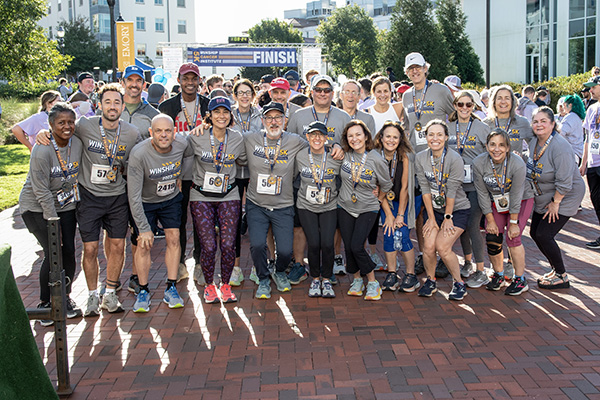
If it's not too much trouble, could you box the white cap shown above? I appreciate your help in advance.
[404,52,427,70]
[465,90,487,113]
[311,74,334,89]
[444,75,462,91]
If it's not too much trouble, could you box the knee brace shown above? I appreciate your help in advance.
[486,233,503,256]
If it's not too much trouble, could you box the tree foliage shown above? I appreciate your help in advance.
[62,17,111,76]
[436,0,484,85]
[317,5,379,78]
[241,19,304,81]
[380,0,455,82]
[0,0,70,83]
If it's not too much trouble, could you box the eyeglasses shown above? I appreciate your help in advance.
[342,90,359,96]
[264,115,284,123]
[456,102,474,108]
[313,87,333,94]
[224,85,233,88]
[236,90,253,97]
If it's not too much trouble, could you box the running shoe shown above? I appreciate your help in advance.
[465,270,490,288]
[219,283,237,303]
[537,272,570,289]
[329,274,338,285]
[333,255,346,275]
[229,266,244,287]
[370,253,386,271]
[66,297,82,318]
[321,279,335,298]
[249,266,260,285]
[194,264,206,286]
[267,259,276,276]
[288,262,308,285]
[273,271,291,292]
[37,301,53,326]
[460,260,474,278]
[133,289,151,313]
[503,261,514,280]
[399,273,420,292]
[381,272,400,291]
[255,279,271,299]
[204,284,219,304]
[176,262,189,283]
[414,254,425,275]
[100,292,124,313]
[435,258,449,278]
[418,278,437,297]
[84,293,100,317]
[585,237,600,249]
[505,276,529,296]
[448,281,468,301]
[486,272,504,291]
[128,275,140,294]
[164,285,184,308]
[364,281,382,300]
[308,279,321,297]
[347,278,365,296]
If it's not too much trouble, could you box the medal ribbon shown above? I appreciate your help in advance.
[350,152,368,190]
[489,155,508,196]
[494,116,512,132]
[98,118,121,169]
[308,149,328,192]
[412,80,430,122]
[235,108,251,132]
[49,133,72,181]
[311,106,331,126]
[455,119,473,155]
[382,150,397,179]
[209,128,228,174]
[180,94,200,131]
[430,147,447,195]
[530,131,556,179]
[263,132,282,177]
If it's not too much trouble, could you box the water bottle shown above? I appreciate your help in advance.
[393,229,402,251]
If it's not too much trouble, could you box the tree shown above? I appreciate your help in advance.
[62,17,111,76]
[436,0,484,85]
[0,0,70,83]
[380,0,455,82]
[240,19,304,81]
[317,5,379,78]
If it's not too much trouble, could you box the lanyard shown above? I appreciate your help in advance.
[495,116,512,132]
[382,150,397,179]
[263,132,282,176]
[180,94,200,131]
[98,118,121,168]
[308,148,328,192]
[311,106,331,126]
[412,80,430,121]
[489,155,508,195]
[350,152,368,190]
[209,128,228,174]
[529,131,556,180]
[49,134,72,180]
[455,119,473,155]
[235,108,251,132]
[430,147,447,194]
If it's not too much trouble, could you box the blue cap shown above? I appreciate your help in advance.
[284,70,300,81]
[123,65,144,79]
[208,96,231,112]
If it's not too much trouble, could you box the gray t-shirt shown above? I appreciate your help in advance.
[558,112,584,158]
[447,118,490,192]
[415,147,470,212]
[402,82,455,154]
[349,109,377,138]
[122,102,160,140]
[188,128,247,203]
[127,136,192,233]
[19,137,83,219]
[287,106,351,145]
[526,133,586,216]
[244,130,308,209]
[294,147,342,213]
[338,150,392,215]
[482,115,533,157]
[472,152,533,216]
[232,105,263,179]
[76,116,141,197]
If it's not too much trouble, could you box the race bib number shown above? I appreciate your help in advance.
[257,173,282,195]
[415,130,427,146]
[157,179,176,196]
[492,193,510,213]
[463,165,473,184]
[305,185,331,205]
[591,134,600,155]
[57,189,75,208]
[90,164,114,184]
[202,172,228,194]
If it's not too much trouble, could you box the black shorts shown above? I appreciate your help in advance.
[77,185,130,242]
[130,192,183,245]
[424,208,470,231]
[293,186,301,228]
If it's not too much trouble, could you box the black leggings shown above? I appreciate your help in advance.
[367,213,379,245]
[235,178,250,258]
[180,180,201,264]
[529,211,571,274]
[297,208,337,278]
[22,210,77,303]
[587,167,600,226]
[337,209,378,276]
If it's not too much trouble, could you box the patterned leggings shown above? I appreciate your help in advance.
[190,200,241,284]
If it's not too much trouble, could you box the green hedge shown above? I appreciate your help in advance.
[0,81,65,100]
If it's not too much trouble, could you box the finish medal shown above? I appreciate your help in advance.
[498,196,509,208]
[268,175,277,185]
[351,193,357,203]
[106,169,117,181]
[61,182,73,193]
[214,176,223,187]
[414,122,422,131]
[434,194,446,207]
[386,191,395,201]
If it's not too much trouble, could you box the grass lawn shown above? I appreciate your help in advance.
[0,144,30,211]
[0,97,38,145]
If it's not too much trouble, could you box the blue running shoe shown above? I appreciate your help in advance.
[133,289,151,313]
[163,286,184,309]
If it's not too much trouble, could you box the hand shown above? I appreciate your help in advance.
[372,186,379,198]
[394,214,406,229]
[137,231,154,250]
[507,223,520,240]
[189,122,209,136]
[36,130,51,146]
[579,164,587,176]
[382,217,395,237]
[441,218,456,238]
[176,179,182,191]
[543,201,560,223]
[330,144,344,160]
[423,217,439,238]
[486,220,499,235]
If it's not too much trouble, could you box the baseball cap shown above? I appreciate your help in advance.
[262,102,285,115]
[208,96,231,112]
[306,121,328,136]
[584,76,600,88]
[311,74,334,89]
[178,62,200,77]
[404,52,427,69]
[284,70,300,82]
[269,78,290,91]
[124,65,144,79]
[396,84,411,95]
[147,83,166,105]
[465,90,486,112]
[444,75,462,91]
[261,74,275,84]
[77,72,94,83]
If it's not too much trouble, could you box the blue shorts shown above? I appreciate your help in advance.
[130,193,183,245]
[380,201,414,253]
[414,194,423,217]
[424,208,470,231]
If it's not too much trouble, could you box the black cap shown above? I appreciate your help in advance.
[261,102,285,115]
[261,74,275,84]
[77,72,94,83]
[306,121,328,136]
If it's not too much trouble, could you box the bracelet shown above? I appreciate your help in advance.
[509,219,519,225]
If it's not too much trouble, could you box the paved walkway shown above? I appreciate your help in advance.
[1,190,600,400]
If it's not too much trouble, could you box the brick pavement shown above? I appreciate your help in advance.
[1,191,599,400]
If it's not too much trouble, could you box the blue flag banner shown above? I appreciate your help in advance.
[188,47,297,67]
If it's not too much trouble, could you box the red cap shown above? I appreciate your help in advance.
[397,84,411,95]
[269,77,290,91]
[178,62,200,77]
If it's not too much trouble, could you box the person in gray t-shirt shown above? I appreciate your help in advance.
[127,114,191,312]
[339,80,377,136]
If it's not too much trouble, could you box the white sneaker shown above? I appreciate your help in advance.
[370,253,386,271]
[249,266,260,285]
[230,266,244,286]
[100,292,124,313]
[194,264,206,286]
[333,255,346,275]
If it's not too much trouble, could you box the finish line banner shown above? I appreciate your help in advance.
[188,47,297,67]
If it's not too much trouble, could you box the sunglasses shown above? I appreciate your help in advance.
[313,87,333,94]
[456,102,474,108]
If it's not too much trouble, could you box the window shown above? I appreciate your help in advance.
[568,0,596,75]
[525,0,556,83]
[177,0,185,7]
[136,0,144,3]
[156,47,163,57]
[155,18,164,32]
[92,0,108,5]
[155,0,163,4]
[178,19,186,34]
[48,26,53,39]
[137,44,146,57]
[92,13,111,34]
[48,1,51,14]
[136,16,146,31]
[58,0,62,12]
[80,0,83,6]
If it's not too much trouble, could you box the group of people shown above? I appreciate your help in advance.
[16,52,599,327]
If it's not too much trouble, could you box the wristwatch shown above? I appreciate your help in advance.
[509,219,519,225]
[444,213,453,220]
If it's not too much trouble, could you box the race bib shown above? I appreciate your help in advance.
[157,179,176,196]
[591,133,600,155]
[415,130,427,146]
[492,193,510,213]
[203,172,228,194]
[90,164,114,184]
[57,189,75,208]
[256,173,282,195]
[306,185,331,205]
[463,165,473,184]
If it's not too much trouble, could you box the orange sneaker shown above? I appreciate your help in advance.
[204,283,219,304]
[220,283,238,303]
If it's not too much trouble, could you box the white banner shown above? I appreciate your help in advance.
[162,47,184,78]
[301,47,322,82]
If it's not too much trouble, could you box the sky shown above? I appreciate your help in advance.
[195,0,323,44]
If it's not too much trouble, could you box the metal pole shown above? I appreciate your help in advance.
[109,1,117,82]
[486,0,490,87]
